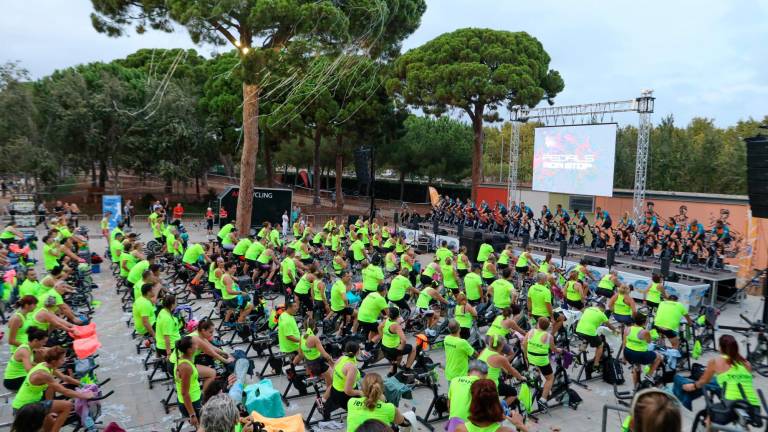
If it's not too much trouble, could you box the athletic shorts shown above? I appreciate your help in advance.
[324,387,351,418]
[296,292,313,311]
[596,288,614,298]
[179,398,202,419]
[576,332,603,348]
[532,311,562,323]
[654,326,678,339]
[306,358,330,376]
[624,348,656,365]
[359,320,379,336]
[12,399,51,416]
[535,362,554,376]
[206,220,214,230]
[332,307,353,317]
[645,300,659,310]
[420,275,434,286]
[245,259,258,268]
[3,376,24,391]
[482,277,496,285]
[459,327,471,340]
[390,298,410,311]
[457,269,468,278]
[614,314,633,325]
[515,266,529,274]
[383,344,412,361]
[566,299,585,310]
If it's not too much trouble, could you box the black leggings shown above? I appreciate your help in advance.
[3,377,24,391]
[323,387,351,419]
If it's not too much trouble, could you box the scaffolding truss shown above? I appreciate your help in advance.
[507,90,655,222]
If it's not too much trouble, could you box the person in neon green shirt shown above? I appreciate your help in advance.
[481,256,498,285]
[6,295,38,354]
[127,252,155,287]
[175,336,203,423]
[278,301,301,355]
[652,296,692,349]
[100,211,110,239]
[109,233,124,263]
[497,245,514,268]
[575,304,616,372]
[268,227,282,248]
[0,222,23,244]
[11,346,94,423]
[361,260,384,294]
[231,235,252,258]
[463,264,485,305]
[523,317,559,408]
[350,233,366,262]
[379,307,416,375]
[488,268,516,309]
[387,268,417,310]
[448,360,487,422]
[280,249,298,287]
[444,320,475,381]
[355,285,389,343]
[156,294,181,358]
[643,273,667,309]
[476,242,494,263]
[623,313,662,385]
[596,270,619,299]
[299,318,335,401]
[608,284,637,325]
[133,283,157,338]
[683,334,761,412]
[441,257,460,293]
[119,241,139,278]
[346,373,407,432]
[435,240,453,265]
[527,272,564,335]
[18,269,44,298]
[330,271,356,336]
[42,235,62,271]
[454,293,477,339]
[182,242,209,287]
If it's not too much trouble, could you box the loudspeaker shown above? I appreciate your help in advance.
[473,230,483,240]
[583,256,606,268]
[559,240,568,258]
[746,133,768,218]
[432,219,439,235]
[394,212,399,224]
[493,233,510,244]
[457,222,464,238]
[521,235,530,249]
[460,237,483,262]
[606,248,616,268]
[660,256,672,279]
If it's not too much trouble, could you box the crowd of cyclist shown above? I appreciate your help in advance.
[0,196,762,432]
[426,197,734,267]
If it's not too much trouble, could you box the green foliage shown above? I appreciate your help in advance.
[385,115,473,183]
[388,28,563,195]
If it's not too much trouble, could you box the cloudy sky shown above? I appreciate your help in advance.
[2,0,766,127]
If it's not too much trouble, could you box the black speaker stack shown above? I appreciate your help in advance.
[746,131,768,218]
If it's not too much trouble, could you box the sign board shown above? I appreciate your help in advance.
[218,186,293,229]
[102,195,123,230]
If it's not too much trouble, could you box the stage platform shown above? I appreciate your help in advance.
[411,222,738,307]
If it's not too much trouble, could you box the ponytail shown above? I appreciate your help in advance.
[361,373,385,410]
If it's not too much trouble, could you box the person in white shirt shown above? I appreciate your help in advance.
[282,211,289,237]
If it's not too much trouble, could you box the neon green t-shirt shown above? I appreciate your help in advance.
[444,335,474,381]
[358,292,387,323]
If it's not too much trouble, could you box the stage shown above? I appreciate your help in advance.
[412,222,738,307]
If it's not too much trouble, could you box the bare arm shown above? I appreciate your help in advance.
[343,364,362,397]
[7,315,22,348]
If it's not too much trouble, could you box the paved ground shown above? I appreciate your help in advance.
[1,220,766,432]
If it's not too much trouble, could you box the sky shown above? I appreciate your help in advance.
[1,0,767,127]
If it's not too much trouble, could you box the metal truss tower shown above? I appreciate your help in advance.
[507,91,655,222]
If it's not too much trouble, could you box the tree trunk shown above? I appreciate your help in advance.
[313,128,322,206]
[471,107,485,201]
[165,178,173,194]
[236,82,260,234]
[98,160,107,188]
[220,153,235,178]
[202,172,208,188]
[112,161,119,195]
[90,162,97,187]
[399,170,406,202]
[195,176,200,199]
[264,140,274,187]
[335,135,345,211]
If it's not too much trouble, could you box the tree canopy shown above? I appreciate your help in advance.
[388,27,564,200]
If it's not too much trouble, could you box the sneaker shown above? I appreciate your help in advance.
[537,399,550,413]
[358,350,373,362]
[266,281,275,286]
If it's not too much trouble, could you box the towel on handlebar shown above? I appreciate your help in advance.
[244,379,285,418]
[74,384,101,431]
